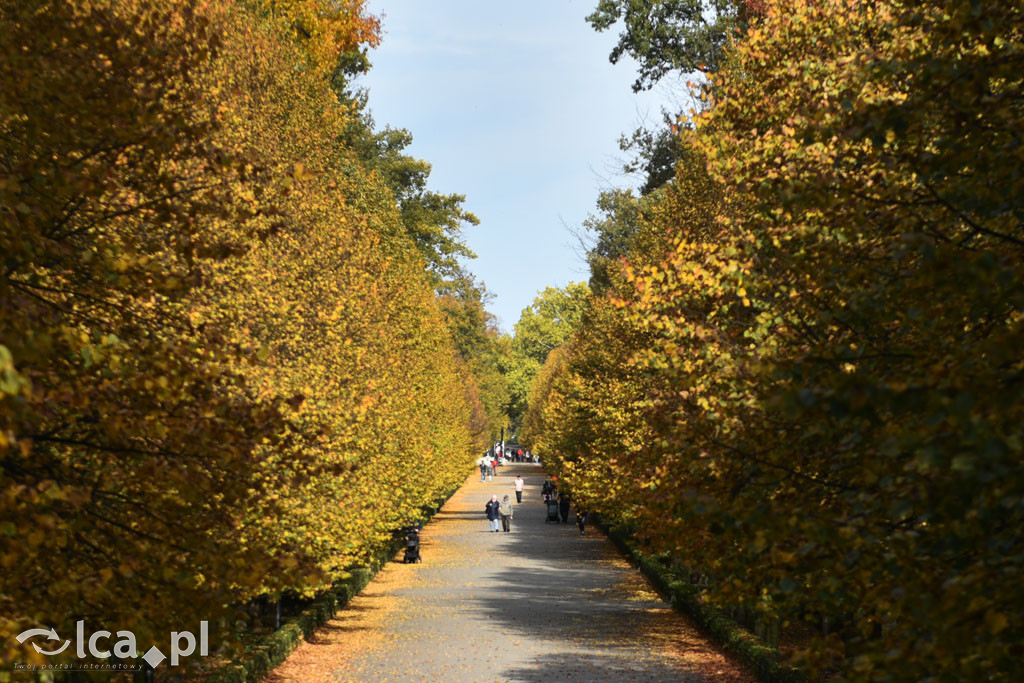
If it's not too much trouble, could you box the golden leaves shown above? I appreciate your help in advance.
[0,0,475,668]
[527,0,1024,679]
[262,0,380,75]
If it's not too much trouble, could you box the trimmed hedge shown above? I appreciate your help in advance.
[599,518,804,683]
[202,481,463,682]
[203,565,382,683]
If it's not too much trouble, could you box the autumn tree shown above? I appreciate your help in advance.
[1,0,484,671]
[583,187,674,294]
[533,0,1024,679]
[0,0,314,661]
[331,89,500,443]
[257,0,381,76]
[435,281,510,447]
[683,0,1024,675]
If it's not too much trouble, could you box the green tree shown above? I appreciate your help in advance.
[618,117,689,195]
[339,115,479,289]
[505,283,590,430]
[584,187,674,294]
[587,0,738,196]
[436,279,510,446]
[587,0,740,90]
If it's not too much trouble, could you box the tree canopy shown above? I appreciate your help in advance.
[587,0,740,90]
[504,283,590,432]
[0,0,501,669]
[528,0,1024,678]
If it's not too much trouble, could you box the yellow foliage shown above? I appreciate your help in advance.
[0,0,475,668]
[529,0,1024,679]
[261,0,381,75]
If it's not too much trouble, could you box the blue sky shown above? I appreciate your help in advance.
[358,1,676,332]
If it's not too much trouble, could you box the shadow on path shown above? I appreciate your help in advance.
[269,463,754,683]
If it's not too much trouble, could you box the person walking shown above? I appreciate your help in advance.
[576,508,588,535]
[499,495,514,533]
[558,490,571,524]
[485,495,501,532]
[514,475,524,503]
[479,460,487,482]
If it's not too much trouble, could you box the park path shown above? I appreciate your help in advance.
[268,463,755,682]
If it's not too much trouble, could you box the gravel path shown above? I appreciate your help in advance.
[268,463,755,682]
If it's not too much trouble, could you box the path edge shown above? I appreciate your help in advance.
[205,477,469,683]
[595,516,806,683]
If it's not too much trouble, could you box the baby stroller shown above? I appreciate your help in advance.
[545,499,560,524]
[402,526,421,564]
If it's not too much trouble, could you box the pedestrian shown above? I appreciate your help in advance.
[558,491,571,524]
[499,494,514,533]
[514,475,524,503]
[479,460,486,482]
[486,461,493,482]
[485,495,500,532]
[576,508,588,535]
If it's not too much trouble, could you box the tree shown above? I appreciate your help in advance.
[436,279,510,447]
[587,0,740,91]
[686,0,1024,675]
[338,113,479,290]
[536,0,1024,678]
[512,284,592,366]
[1,0,481,670]
[0,0,313,661]
[258,0,381,76]
[505,283,590,430]
[618,117,690,195]
[586,0,739,195]
[583,187,676,294]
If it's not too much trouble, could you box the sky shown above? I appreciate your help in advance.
[358,1,677,332]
